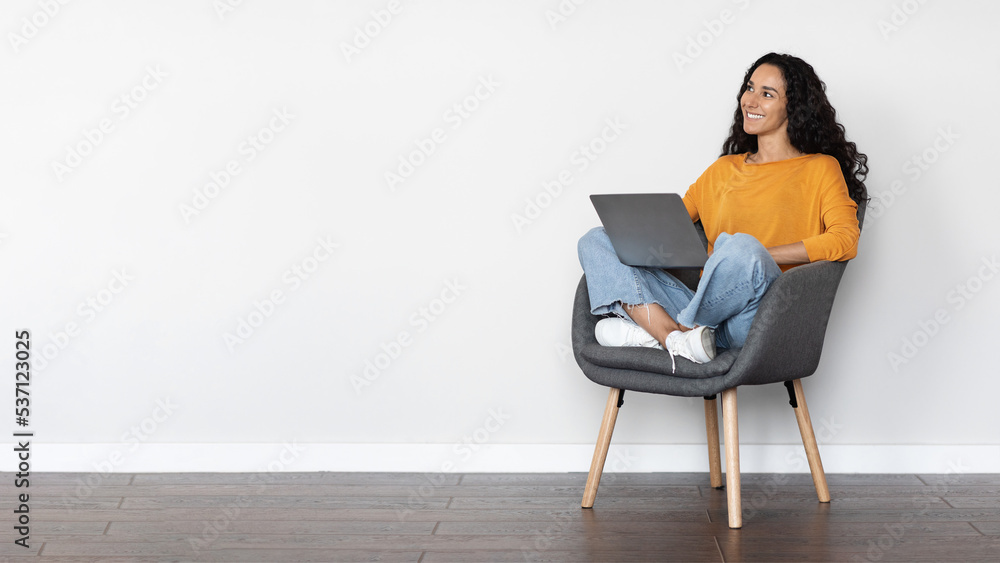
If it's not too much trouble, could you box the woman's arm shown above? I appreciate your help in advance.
[800,157,860,262]
[768,241,810,265]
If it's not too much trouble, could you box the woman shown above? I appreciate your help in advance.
[578,53,868,370]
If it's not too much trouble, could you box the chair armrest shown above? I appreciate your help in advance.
[572,275,599,357]
[726,260,849,387]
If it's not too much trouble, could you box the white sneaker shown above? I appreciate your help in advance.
[664,325,716,372]
[595,318,663,350]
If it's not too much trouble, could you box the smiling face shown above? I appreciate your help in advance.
[740,63,789,138]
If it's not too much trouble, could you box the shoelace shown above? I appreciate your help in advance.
[664,331,692,374]
[665,332,679,373]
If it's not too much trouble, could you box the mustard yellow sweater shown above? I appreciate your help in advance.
[682,153,860,270]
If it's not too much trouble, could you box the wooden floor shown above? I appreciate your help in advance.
[1,472,999,562]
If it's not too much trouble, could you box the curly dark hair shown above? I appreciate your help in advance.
[721,53,869,205]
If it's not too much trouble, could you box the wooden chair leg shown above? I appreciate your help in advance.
[704,396,722,488]
[790,379,830,503]
[582,388,623,508]
[721,387,742,528]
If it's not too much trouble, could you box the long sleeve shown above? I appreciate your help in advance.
[682,170,705,223]
[801,157,859,262]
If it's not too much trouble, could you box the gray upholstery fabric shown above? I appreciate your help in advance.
[571,200,865,398]
[582,342,740,379]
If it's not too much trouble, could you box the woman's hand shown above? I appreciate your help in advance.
[767,241,809,265]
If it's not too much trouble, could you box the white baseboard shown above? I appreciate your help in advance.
[11,443,999,473]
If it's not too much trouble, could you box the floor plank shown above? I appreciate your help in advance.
[458,472,928,486]
[942,496,1000,508]
[117,495,450,510]
[708,507,1000,523]
[420,549,723,562]
[17,473,135,486]
[708,484,1000,498]
[36,533,722,555]
[716,534,1000,562]
[130,471,463,486]
[27,507,712,522]
[0,498,123,509]
[22,484,703,499]
[918,473,1000,486]
[105,520,437,536]
[973,521,1000,535]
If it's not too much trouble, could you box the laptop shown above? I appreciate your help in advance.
[590,193,708,269]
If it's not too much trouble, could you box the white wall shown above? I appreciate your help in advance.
[2,0,998,474]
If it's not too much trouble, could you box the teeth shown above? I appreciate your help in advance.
[747,113,764,119]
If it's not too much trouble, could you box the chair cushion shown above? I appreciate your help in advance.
[580,341,740,379]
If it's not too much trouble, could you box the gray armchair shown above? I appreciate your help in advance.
[571,205,864,528]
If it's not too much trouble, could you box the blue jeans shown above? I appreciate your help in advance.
[577,227,782,349]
